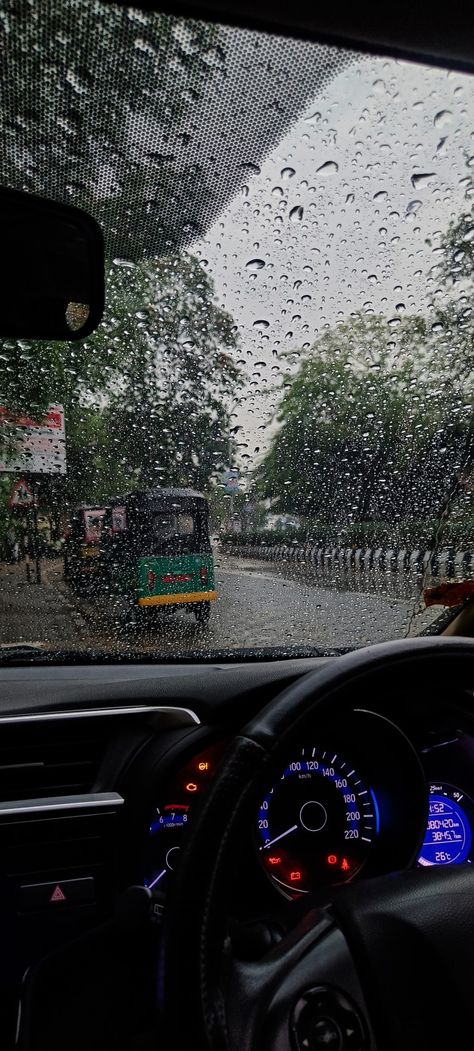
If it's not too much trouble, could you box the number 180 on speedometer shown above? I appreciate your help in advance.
[257,746,379,894]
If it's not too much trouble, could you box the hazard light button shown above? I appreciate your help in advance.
[19,877,95,910]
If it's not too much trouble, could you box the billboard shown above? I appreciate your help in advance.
[0,404,66,474]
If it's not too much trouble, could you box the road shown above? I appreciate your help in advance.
[0,554,432,654]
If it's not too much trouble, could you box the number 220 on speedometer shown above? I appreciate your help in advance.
[257,747,378,894]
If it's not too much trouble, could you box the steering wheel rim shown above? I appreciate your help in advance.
[160,637,474,1051]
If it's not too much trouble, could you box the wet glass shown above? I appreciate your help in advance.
[0,1,473,656]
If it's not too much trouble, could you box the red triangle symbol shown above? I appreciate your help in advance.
[50,884,66,903]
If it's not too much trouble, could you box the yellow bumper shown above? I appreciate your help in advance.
[138,590,218,608]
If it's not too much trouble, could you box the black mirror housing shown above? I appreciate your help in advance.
[0,187,104,340]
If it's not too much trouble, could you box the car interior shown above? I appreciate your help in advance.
[1,2,474,1050]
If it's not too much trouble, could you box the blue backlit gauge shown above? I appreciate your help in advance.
[418,783,474,867]
[145,803,190,891]
[257,747,378,895]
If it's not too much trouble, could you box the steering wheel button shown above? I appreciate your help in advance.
[310,1016,342,1049]
[291,987,367,1051]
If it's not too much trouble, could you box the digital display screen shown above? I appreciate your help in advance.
[418,784,473,866]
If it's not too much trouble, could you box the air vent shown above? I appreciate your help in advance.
[0,724,106,801]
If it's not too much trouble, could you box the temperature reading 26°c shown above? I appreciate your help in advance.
[257,746,379,894]
[418,783,474,867]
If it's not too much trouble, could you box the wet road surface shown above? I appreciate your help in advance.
[0,555,435,656]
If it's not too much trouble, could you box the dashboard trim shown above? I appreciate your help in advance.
[0,705,201,725]
[0,791,124,816]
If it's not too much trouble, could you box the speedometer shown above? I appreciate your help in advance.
[257,746,378,894]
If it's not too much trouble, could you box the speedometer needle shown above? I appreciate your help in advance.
[260,824,298,851]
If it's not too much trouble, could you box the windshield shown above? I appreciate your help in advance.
[1,1,474,656]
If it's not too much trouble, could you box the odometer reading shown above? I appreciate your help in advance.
[257,747,377,894]
[418,783,474,867]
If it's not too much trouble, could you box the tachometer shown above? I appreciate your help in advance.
[144,740,225,894]
[418,782,474,867]
[257,746,378,894]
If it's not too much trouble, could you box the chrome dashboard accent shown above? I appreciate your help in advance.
[0,791,124,816]
[0,705,200,725]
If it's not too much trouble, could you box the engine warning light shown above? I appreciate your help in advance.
[290,871,302,882]
[341,858,350,872]
[197,761,209,772]
[327,854,338,865]
[185,782,198,793]
[267,856,281,866]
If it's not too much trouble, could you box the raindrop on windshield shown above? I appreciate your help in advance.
[246,258,265,270]
[433,110,452,128]
[253,319,270,331]
[411,172,435,189]
[317,161,339,176]
[289,206,304,222]
[281,167,296,180]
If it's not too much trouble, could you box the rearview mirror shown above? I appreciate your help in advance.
[0,187,104,340]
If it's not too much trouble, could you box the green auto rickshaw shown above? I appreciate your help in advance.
[103,489,217,624]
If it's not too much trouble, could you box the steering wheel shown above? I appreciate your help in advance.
[161,638,474,1051]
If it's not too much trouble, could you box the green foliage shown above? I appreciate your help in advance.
[258,312,474,528]
[221,518,474,551]
[0,254,240,525]
[0,1,221,258]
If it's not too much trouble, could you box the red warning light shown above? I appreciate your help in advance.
[341,858,350,872]
[185,782,198,793]
[50,885,66,903]
[290,871,302,882]
[267,856,281,866]
[327,854,337,865]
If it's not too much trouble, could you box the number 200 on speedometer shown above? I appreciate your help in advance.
[257,747,378,894]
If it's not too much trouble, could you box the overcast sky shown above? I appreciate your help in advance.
[193,51,474,475]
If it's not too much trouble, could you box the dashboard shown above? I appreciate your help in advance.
[142,714,474,908]
[0,656,473,1049]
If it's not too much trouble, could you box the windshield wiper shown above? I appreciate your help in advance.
[0,643,349,665]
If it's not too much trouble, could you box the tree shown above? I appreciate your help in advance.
[0,1,222,258]
[97,254,240,491]
[258,314,466,529]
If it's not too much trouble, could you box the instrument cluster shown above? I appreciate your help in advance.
[143,714,474,903]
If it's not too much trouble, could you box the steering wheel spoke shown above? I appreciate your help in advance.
[224,907,374,1051]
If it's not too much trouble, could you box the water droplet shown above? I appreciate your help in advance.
[272,186,284,197]
[281,167,296,180]
[406,200,422,215]
[368,274,377,284]
[253,319,269,331]
[289,206,304,222]
[372,79,386,94]
[240,162,261,175]
[304,111,321,123]
[317,161,339,176]
[388,317,401,327]
[345,193,355,204]
[434,109,452,128]
[246,258,265,271]
[411,172,435,189]
[373,190,388,201]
